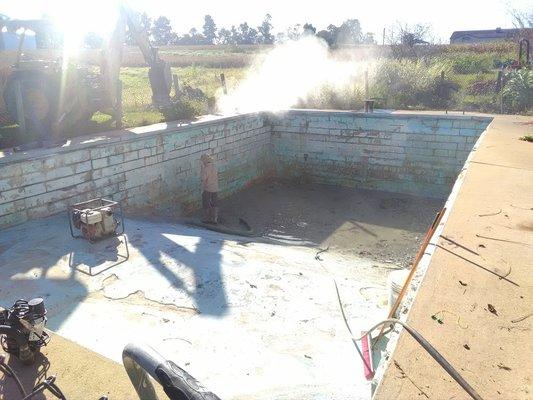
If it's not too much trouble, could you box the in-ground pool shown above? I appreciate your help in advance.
[0,110,492,399]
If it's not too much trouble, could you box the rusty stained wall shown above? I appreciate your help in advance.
[270,110,491,198]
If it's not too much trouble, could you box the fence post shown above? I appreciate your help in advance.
[220,73,227,95]
[364,69,369,99]
[172,74,179,100]
[115,80,123,129]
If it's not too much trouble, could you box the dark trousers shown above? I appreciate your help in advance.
[202,191,218,209]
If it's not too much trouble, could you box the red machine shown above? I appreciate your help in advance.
[68,198,124,242]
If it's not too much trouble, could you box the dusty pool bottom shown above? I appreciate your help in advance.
[207,179,443,268]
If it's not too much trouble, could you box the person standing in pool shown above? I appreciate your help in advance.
[200,153,219,224]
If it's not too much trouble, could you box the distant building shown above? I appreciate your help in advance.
[450,27,532,44]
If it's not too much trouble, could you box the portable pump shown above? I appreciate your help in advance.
[0,298,49,364]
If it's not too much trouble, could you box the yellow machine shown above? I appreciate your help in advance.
[0,5,172,143]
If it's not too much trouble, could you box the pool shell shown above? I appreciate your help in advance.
[0,109,497,398]
[0,110,491,230]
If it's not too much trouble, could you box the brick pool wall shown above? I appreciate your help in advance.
[0,114,271,228]
[270,110,491,198]
[0,110,491,229]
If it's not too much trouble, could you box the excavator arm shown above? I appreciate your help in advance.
[2,3,173,144]
[100,3,172,113]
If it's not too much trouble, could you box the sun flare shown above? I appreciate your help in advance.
[47,0,121,58]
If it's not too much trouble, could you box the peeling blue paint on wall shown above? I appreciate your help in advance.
[270,110,491,198]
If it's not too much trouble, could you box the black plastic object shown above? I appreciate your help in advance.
[28,298,46,319]
[123,343,221,400]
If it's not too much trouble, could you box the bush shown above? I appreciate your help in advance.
[451,54,492,74]
[502,70,533,113]
[467,80,496,95]
[371,59,458,109]
[297,84,364,110]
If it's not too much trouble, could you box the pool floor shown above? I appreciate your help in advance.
[211,179,443,267]
[0,181,442,399]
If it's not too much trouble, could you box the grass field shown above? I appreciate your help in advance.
[119,66,247,127]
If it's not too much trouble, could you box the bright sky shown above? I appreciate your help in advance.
[1,0,531,42]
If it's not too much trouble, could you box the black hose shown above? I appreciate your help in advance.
[325,249,483,400]
[0,357,27,397]
[0,325,27,347]
[355,319,483,400]
[186,219,257,237]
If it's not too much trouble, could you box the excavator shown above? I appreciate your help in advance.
[0,4,173,148]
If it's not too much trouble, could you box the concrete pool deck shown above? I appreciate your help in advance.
[374,113,532,400]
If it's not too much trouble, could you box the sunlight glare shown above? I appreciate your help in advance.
[48,0,121,56]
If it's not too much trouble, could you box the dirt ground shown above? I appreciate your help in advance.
[213,179,444,268]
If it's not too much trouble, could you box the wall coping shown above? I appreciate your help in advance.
[276,108,493,123]
[0,112,264,166]
[0,109,491,167]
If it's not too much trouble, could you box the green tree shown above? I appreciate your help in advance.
[238,22,258,44]
[218,27,232,44]
[203,15,217,44]
[177,28,208,45]
[389,23,431,46]
[362,32,376,44]
[317,20,374,47]
[257,14,274,44]
[337,19,363,44]
[152,16,174,45]
[286,24,302,41]
[230,25,241,44]
[303,23,317,35]
[125,12,152,45]
[316,24,339,46]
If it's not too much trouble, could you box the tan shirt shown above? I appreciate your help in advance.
[201,161,219,192]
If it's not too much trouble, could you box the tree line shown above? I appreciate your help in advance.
[126,14,274,46]
[123,14,377,47]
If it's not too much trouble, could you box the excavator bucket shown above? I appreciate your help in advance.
[148,57,172,107]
